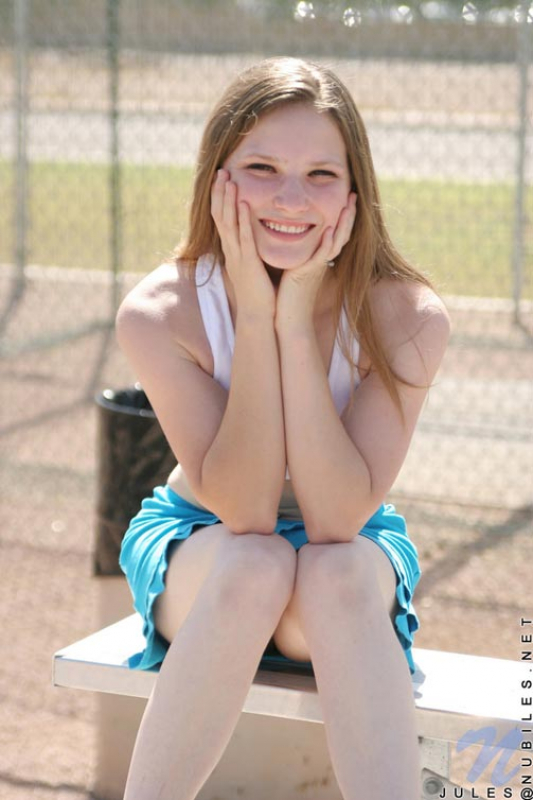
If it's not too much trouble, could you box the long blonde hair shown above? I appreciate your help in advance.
[177,57,433,411]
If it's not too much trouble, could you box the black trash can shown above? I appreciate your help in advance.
[94,385,176,576]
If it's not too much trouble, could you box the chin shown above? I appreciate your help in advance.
[260,250,311,272]
[256,235,317,271]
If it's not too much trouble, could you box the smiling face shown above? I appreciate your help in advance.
[223,103,352,271]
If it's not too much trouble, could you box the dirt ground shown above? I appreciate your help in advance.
[0,265,531,799]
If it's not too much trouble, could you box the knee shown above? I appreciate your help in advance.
[295,540,382,612]
[212,532,297,613]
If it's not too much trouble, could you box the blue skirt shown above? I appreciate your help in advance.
[119,485,421,674]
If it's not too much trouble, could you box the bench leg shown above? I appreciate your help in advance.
[419,737,485,799]
[95,692,146,800]
[419,737,451,780]
[420,737,451,799]
[421,769,482,799]
[94,578,146,800]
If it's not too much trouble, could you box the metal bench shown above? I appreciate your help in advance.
[53,613,529,799]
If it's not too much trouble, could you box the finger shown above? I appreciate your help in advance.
[222,179,238,236]
[312,226,334,265]
[210,169,228,226]
[211,171,241,263]
[238,200,255,251]
[331,192,357,256]
[339,192,357,235]
[333,205,351,252]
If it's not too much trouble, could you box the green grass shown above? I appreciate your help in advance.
[381,179,532,299]
[0,161,192,273]
[1,160,531,298]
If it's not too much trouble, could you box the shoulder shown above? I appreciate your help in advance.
[116,260,209,367]
[368,277,450,338]
[367,277,451,383]
[117,260,194,320]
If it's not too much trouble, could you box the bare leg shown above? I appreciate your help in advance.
[123,526,297,800]
[280,536,420,800]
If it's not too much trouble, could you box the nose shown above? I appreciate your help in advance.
[273,176,310,213]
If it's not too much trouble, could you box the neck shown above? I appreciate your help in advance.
[265,264,283,287]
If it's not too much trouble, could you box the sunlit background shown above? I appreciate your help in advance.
[0,1,531,798]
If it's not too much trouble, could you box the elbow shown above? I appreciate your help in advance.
[195,487,277,535]
[303,516,356,544]
[195,486,278,537]
[195,492,278,535]
[218,500,279,536]
[223,513,277,536]
[305,527,358,545]
[196,468,281,537]
[202,484,278,534]
[303,508,377,544]
[299,478,385,545]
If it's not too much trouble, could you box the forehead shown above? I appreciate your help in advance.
[232,103,347,163]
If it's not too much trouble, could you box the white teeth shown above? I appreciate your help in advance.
[264,221,310,234]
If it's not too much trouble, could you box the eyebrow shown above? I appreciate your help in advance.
[240,152,347,168]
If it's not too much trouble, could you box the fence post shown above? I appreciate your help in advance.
[107,0,122,317]
[14,0,29,300]
[512,0,532,324]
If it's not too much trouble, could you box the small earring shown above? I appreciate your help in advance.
[326,260,335,268]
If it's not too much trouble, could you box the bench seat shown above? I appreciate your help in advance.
[53,613,529,748]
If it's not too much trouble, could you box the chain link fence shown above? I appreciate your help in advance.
[0,3,532,797]
[0,0,532,507]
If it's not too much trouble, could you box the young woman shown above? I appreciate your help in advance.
[117,57,450,800]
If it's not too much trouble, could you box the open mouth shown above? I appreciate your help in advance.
[261,220,314,237]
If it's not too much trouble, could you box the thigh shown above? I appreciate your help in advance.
[153,523,233,644]
[272,536,399,662]
[351,534,399,616]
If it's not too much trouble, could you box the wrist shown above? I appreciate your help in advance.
[235,307,276,332]
[274,312,315,340]
[274,296,315,337]
[233,291,276,325]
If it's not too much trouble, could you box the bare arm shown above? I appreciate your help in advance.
[202,172,286,530]
[116,277,285,534]
[198,307,285,533]
[276,277,450,543]
[116,173,286,534]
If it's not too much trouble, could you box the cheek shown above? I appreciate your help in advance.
[323,193,349,226]
[229,174,263,207]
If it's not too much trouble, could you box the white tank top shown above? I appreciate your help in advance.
[195,254,361,416]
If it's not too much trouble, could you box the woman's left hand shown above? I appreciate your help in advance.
[275,192,357,330]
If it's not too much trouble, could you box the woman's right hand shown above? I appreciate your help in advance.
[211,169,276,319]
